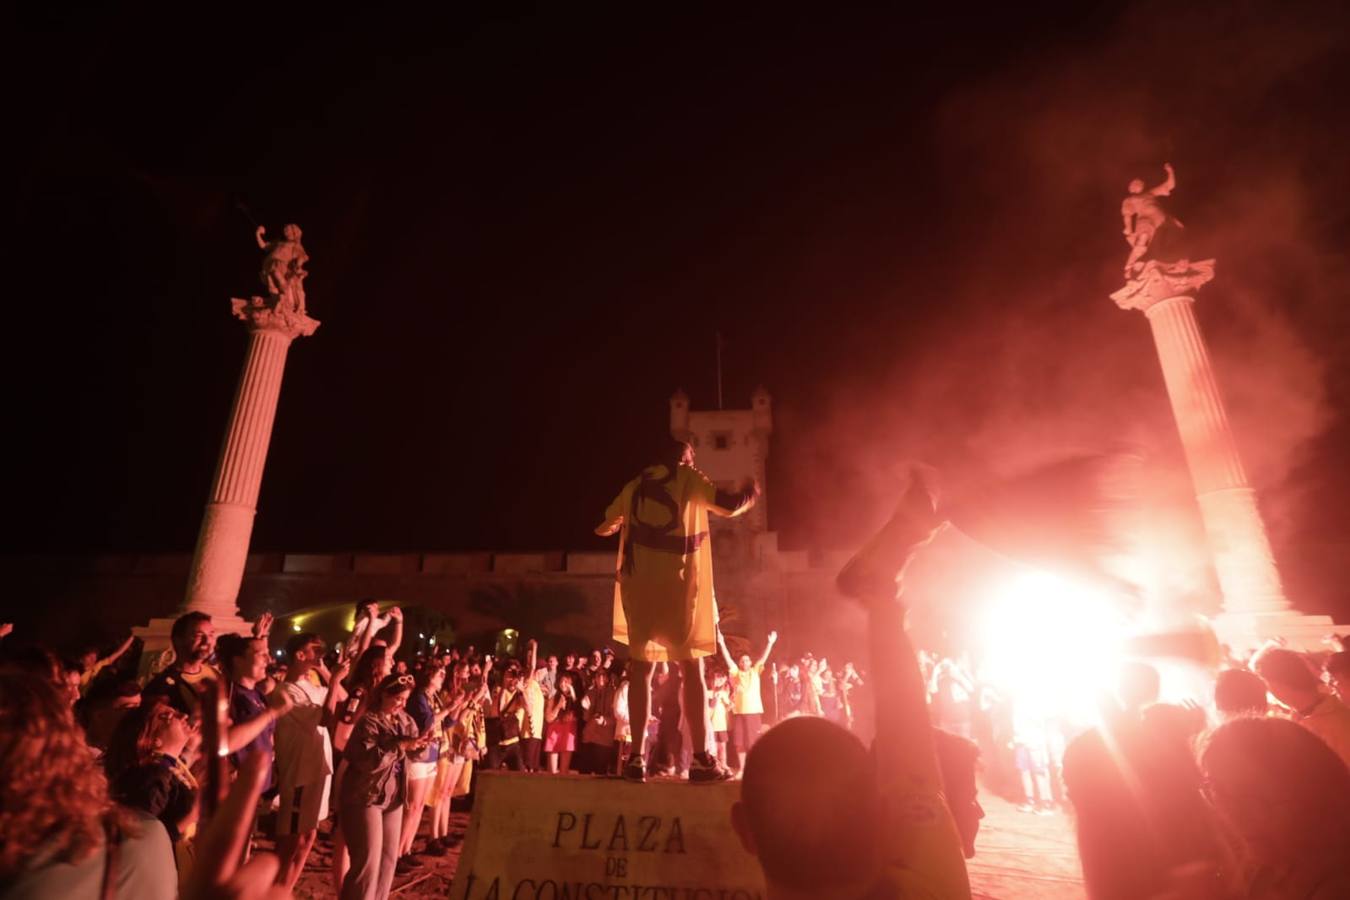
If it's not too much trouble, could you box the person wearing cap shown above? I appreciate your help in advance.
[340,673,432,900]
[597,437,758,783]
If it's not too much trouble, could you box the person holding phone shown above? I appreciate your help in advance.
[339,673,431,900]
[544,671,582,774]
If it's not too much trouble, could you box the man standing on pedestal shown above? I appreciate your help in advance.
[597,438,759,783]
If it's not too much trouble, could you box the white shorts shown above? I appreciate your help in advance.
[276,777,331,836]
[408,760,437,781]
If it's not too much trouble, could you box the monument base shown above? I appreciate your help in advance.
[451,772,765,900]
[1212,611,1344,655]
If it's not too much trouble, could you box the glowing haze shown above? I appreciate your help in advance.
[774,1,1349,625]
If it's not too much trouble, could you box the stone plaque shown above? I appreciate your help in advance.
[450,772,767,900]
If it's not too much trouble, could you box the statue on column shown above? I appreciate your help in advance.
[1120,163,1184,278]
[255,223,309,315]
[1111,164,1215,310]
[232,223,319,336]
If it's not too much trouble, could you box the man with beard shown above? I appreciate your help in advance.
[142,612,220,717]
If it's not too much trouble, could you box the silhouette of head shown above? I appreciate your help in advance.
[732,717,881,892]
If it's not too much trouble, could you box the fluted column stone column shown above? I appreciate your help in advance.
[1112,261,1337,649]
[183,299,318,619]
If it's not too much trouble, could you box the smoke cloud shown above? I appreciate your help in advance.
[775,0,1349,619]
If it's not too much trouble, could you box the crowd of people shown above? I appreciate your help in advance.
[912,637,1350,828]
[0,603,882,900]
[3,567,1350,899]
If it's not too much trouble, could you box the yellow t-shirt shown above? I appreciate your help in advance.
[599,464,752,662]
[732,665,764,715]
[710,688,731,732]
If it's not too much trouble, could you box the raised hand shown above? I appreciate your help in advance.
[266,686,295,718]
[183,752,286,899]
[251,612,274,639]
[333,654,352,678]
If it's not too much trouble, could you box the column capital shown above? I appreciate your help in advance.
[230,296,321,339]
[1110,258,1217,313]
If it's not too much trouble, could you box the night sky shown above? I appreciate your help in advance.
[10,3,1350,618]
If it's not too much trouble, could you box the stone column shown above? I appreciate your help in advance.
[184,299,319,619]
[1113,262,1332,648]
[134,298,318,657]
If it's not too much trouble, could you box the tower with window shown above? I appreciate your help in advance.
[669,387,772,566]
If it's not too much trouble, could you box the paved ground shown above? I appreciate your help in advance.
[286,793,1084,898]
[966,796,1084,899]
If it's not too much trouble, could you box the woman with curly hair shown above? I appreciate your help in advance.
[0,668,175,899]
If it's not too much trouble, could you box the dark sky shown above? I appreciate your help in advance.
[10,4,1350,617]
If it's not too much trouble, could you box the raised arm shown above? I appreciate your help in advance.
[861,594,969,898]
[384,607,404,659]
[755,631,778,669]
[255,225,268,249]
[526,638,538,675]
[706,477,760,519]
[226,688,294,754]
[872,604,943,787]
[596,486,629,537]
[250,613,273,641]
[319,657,351,731]
[837,472,969,895]
[1151,162,1176,197]
[101,633,137,667]
[716,630,738,670]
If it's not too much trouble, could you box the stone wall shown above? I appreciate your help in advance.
[2,546,867,660]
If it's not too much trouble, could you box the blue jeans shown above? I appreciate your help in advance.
[340,799,402,900]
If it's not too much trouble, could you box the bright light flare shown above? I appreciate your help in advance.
[977,570,1127,724]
